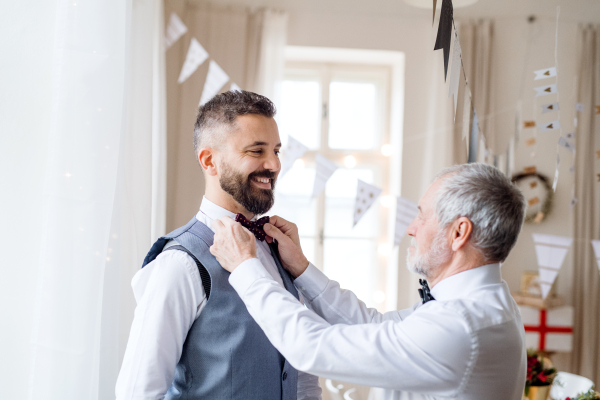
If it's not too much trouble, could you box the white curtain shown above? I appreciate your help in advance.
[0,0,165,398]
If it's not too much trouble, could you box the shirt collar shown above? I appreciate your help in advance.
[429,263,502,301]
[197,196,237,227]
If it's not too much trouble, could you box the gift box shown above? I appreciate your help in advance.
[519,305,573,352]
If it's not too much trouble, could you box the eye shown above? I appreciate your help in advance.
[274,149,280,156]
[249,150,262,154]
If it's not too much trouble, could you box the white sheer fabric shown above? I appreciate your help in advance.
[0,0,164,399]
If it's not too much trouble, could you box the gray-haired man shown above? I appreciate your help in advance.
[116,91,321,399]
[210,163,528,400]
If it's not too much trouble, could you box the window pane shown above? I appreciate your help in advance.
[328,81,378,150]
[278,80,321,150]
[272,166,316,236]
[324,168,378,238]
[323,238,378,308]
[299,237,315,266]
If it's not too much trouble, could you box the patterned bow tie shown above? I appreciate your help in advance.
[234,213,270,241]
[418,279,435,304]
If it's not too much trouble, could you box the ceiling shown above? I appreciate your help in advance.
[200,0,600,24]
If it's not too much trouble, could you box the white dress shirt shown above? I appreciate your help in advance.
[229,261,527,400]
[116,197,322,400]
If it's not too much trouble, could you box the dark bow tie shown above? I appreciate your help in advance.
[418,279,435,304]
[234,213,270,241]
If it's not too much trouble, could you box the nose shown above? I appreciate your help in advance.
[264,150,281,173]
[406,217,417,237]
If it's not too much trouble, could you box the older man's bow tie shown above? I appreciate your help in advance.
[418,279,435,304]
[234,213,270,241]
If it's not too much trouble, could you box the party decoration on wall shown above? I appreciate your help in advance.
[165,12,188,49]
[353,180,383,227]
[575,103,584,112]
[533,67,557,80]
[596,105,600,114]
[311,154,338,198]
[526,138,536,146]
[524,121,536,128]
[534,84,558,97]
[512,172,554,224]
[532,233,573,299]
[394,197,419,245]
[230,82,242,92]
[462,87,471,151]
[524,166,537,174]
[566,132,575,139]
[178,38,209,84]
[596,150,600,159]
[199,60,229,106]
[448,33,462,118]
[592,240,600,273]
[279,136,308,177]
[540,120,561,133]
[558,137,575,153]
[433,0,453,80]
[520,305,573,352]
[541,102,559,114]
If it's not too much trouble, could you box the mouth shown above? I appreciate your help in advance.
[251,176,272,190]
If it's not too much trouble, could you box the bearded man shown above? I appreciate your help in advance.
[210,163,529,400]
[116,91,321,400]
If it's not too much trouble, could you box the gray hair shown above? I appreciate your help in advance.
[433,163,526,263]
[193,90,276,157]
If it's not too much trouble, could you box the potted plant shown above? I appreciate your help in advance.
[566,387,600,400]
[525,350,557,400]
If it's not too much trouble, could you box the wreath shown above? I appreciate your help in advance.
[511,172,554,224]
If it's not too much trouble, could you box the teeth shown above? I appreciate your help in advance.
[255,177,270,184]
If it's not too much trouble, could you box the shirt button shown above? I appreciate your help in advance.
[282,371,288,381]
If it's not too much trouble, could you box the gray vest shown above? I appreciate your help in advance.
[143,217,299,400]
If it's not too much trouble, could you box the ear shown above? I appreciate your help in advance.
[198,148,218,176]
[450,217,473,252]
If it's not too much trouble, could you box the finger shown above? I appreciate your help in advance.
[269,215,295,235]
[219,215,236,227]
[212,219,225,232]
[263,223,288,243]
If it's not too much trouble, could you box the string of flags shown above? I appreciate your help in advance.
[532,233,573,300]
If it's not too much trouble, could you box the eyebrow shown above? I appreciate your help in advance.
[243,141,282,149]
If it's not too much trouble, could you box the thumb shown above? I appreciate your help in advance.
[263,223,290,243]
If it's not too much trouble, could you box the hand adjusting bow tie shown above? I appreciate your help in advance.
[234,213,270,242]
[418,279,435,304]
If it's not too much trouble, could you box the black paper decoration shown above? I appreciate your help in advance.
[433,0,453,81]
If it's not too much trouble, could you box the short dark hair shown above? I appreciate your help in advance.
[193,90,276,156]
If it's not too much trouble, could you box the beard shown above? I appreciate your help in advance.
[406,230,452,278]
[219,162,277,216]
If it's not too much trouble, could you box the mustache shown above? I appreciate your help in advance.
[248,170,276,180]
[410,238,418,249]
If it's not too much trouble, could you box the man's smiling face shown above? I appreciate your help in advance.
[217,114,281,216]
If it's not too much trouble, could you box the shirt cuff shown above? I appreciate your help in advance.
[293,263,330,302]
[229,258,273,297]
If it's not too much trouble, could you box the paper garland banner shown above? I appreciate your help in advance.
[592,240,600,274]
[533,67,557,80]
[279,136,308,177]
[524,121,536,128]
[165,12,188,49]
[526,138,536,146]
[394,197,419,245]
[532,233,573,299]
[230,82,242,92]
[566,132,575,139]
[596,150,600,159]
[542,102,559,114]
[353,180,383,227]
[311,154,338,198]
[199,60,230,106]
[524,166,537,174]
[448,33,462,119]
[178,38,209,84]
[596,106,600,114]
[540,120,561,133]
[433,0,453,81]
[558,137,575,153]
[575,103,584,112]
[534,84,558,97]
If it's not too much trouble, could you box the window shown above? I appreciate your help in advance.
[273,50,403,312]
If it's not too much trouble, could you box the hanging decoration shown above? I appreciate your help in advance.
[533,67,557,80]
[433,0,453,80]
[279,136,308,177]
[592,240,600,274]
[199,60,229,106]
[511,172,554,224]
[532,233,573,300]
[534,84,558,97]
[178,38,208,84]
[541,102,559,114]
[394,197,419,245]
[311,154,338,198]
[353,180,383,227]
[165,12,188,49]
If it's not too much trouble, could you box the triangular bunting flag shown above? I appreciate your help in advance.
[462,89,471,153]
[534,84,558,97]
[178,38,208,84]
[558,137,575,153]
[394,197,419,245]
[199,60,229,106]
[448,33,462,119]
[532,233,573,299]
[165,12,188,49]
[280,136,308,177]
[312,154,338,198]
[533,67,557,80]
[230,82,242,92]
[540,120,561,133]
[542,102,559,114]
[591,240,600,275]
[353,180,383,227]
[433,0,453,81]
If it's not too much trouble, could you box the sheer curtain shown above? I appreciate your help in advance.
[571,23,600,385]
[0,0,165,398]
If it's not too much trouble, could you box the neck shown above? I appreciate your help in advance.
[427,248,488,288]
[204,184,254,220]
